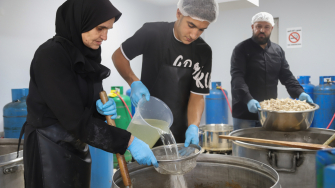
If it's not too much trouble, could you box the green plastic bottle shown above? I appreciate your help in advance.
[108,86,133,168]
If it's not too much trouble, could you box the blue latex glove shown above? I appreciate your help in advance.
[127,137,158,168]
[184,124,199,147]
[96,98,117,119]
[130,81,150,107]
[299,92,314,103]
[247,99,261,113]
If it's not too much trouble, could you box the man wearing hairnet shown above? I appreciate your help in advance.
[113,0,218,147]
[230,12,313,130]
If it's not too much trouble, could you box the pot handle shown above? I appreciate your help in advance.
[3,164,24,174]
[267,151,304,173]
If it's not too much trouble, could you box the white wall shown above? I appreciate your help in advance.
[0,0,165,131]
[0,0,64,132]
[101,1,167,93]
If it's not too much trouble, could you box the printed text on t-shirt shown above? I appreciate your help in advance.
[173,55,211,89]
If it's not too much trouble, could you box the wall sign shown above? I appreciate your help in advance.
[287,27,302,48]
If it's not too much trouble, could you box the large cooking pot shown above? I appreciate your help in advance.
[230,127,335,188]
[199,124,233,152]
[112,154,281,188]
[0,138,24,188]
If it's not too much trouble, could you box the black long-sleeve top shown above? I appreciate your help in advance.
[230,38,304,120]
[26,37,131,154]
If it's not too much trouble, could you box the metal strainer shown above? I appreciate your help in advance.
[151,144,201,175]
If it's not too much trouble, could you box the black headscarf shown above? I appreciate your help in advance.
[55,0,121,65]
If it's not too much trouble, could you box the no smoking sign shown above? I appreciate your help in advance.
[287,27,302,48]
[289,32,300,43]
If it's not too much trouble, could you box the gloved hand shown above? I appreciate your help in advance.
[299,92,314,103]
[184,124,199,147]
[127,137,158,168]
[130,81,150,107]
[96,98,117,119]
[247,99,261,113]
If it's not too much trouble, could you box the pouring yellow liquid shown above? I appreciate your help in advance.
[128,118,187,188]
[127,119,170,148]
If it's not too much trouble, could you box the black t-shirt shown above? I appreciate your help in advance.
[121,22,211,95]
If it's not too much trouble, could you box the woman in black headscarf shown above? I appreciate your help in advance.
[22,0,158,187]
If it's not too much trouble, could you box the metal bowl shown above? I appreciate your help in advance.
[258,103,319,131]
[151,144,201,175]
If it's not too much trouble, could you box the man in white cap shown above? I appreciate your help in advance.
[230,12,313,130]
[112,0,219,147]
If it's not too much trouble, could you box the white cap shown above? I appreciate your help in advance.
[177,0,219,23]
[251,12,275,26]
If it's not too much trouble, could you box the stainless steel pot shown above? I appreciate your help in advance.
[112,154,281,188]
[199,124,233,152]
[230,127,335,188]
[0,139,24,188]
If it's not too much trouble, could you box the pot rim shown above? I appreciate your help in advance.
[0,150,23,167]
[112,154,281,188]
[229,127,335,151]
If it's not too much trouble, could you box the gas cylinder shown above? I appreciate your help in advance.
[3,88,28,138]
[313,76,335,129]
[205,82,228,124]
[316,149,335,188]
[297,76,315,101]
[324,164,335,188]
[126,88,135,117]
[89,145,114,188]
[108,86,132,168]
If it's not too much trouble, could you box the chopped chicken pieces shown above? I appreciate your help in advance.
[260,98,314,112]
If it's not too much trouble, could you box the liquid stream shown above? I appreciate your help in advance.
[127,119,188,188]
[158,130,188,188]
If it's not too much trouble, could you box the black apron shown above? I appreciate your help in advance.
[19,78,102,188]
[148,28,197,146]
